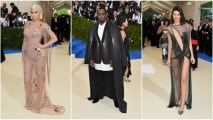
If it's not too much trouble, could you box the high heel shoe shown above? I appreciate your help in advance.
[123,76,131,82]
[178,110,183,115]
[178,102,184,115]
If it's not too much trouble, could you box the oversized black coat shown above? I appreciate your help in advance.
[84,21,128,113]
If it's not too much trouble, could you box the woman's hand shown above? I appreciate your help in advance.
[35,43,45,49]
[191,57,195,64]
[167,59,171,67]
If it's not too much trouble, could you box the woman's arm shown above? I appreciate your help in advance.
[120,30,126,42]
[188,26,195,63]
[157,26,163,35]
[167,31,172,66]
[36,23,58,49]
[43,24,58,48]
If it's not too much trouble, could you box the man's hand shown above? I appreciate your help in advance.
[109,60,112,67]
[90,60,94,67]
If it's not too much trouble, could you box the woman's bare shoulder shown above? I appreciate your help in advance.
[120,30,126,37]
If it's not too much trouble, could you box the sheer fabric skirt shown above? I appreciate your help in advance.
[168,56,192,109]
[22,52,64,114]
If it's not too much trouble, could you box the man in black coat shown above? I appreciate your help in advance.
[207,21,212,56]
[51,14,61,44]
[1,3,8,17]
[65,16,70,41]
[197,21,203,52]
[149,20,157,46]
[84,6,127,113]
[109,10,118,22]
[10,3,19,14]
[201,18,209,53]
[59,15,66,42]
[142,19,147,48]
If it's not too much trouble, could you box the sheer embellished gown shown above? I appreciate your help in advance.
[22,21,65,115]
[167,23,192,109]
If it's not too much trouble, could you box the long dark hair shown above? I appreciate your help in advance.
[163,19,170,26]
[170,6,186,25]
[117,15,127,27]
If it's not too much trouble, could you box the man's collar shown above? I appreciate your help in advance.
[99,21,107,26]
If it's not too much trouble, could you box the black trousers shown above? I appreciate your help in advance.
[150,34,156,46]
[207,38,212,56]
[93,70,116,99]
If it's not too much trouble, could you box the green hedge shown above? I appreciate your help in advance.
[1,27,24,49]
[72,13,141,50]
[54,8,71,15]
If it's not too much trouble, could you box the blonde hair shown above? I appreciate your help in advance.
[30,4,44,20]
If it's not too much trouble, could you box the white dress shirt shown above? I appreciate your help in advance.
[94,22,113,71]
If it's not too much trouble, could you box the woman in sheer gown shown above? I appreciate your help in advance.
[167,6,195,115]
[22,4,65,115]
[117,15,132,82]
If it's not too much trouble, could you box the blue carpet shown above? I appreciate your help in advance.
[4,44,58,54]
[72,37,142,60]
[3,49,22,54]
[198,53,212,63]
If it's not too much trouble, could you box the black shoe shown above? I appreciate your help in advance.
[178,110,183,115]
[113,100,118,108]
[119,108,127,113]
[156,46,160,48]
[87,97,92,101]
[186,105,192,110]
[92,97,100,103]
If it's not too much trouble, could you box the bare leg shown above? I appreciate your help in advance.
[179,56,190,112]
[34,60,46,113]
[123,67,130,82]
[23,58,33,110]
[124,67,128,78]
[171,58,181,105]
[35,56,65,115]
